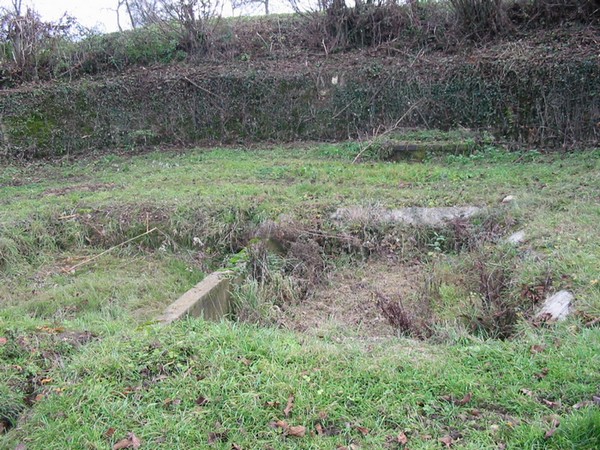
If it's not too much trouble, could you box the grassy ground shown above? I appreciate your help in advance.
[1,141,599,448]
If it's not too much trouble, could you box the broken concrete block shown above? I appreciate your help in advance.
[535,290,573,322]
[158,271,234,324]
[331,206,482,228]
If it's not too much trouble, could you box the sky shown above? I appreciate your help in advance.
[1,0,296,33]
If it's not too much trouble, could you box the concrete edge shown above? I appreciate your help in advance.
[157,270,239,325]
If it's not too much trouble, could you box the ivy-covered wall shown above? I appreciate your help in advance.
[1,56,598,157]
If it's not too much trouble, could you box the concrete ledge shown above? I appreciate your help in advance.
[158,271,235,324]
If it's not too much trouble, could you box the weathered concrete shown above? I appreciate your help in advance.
[535,290,573,322]
[331,206,482,227]
[381,141,473,162]
[158,271,234,324]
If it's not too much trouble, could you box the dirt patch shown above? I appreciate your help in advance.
[280,260,423,339]
[43,182,117,196]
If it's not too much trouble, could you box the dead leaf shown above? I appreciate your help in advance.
[113,432,141,449]
[231,444,242,450]
[0,337,7,346]
[573,400,593,409]
[315,423,324,436]
[530,344,546,354]
[40,378,53,385]
[542,399,560,409]
[196,396,209,406]
[208,431,228,444]
[544,418,560,439]
[284,394,295,417]
[456,393,472,406]
[439,435,454,447]
[287,425,306,437]
[355,425,369,436]
[535,368,549,380]
[520,388,534,397]
[105,427,116,439]
[397,431,408,445]
[264,401,280,409]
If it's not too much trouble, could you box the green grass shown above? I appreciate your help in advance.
[1,320,598,449]
[1,143,599,447]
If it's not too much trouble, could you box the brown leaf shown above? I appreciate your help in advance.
[113,432,141,450]
[355,425,369,436]
[520,388,534,397]
[196,396,209,406]
[439,435,454,447]
[287,425,306,437]
[530,344,546,354]
[573,400,593,409]
[284,394,295,417]
[164,398,181,407]
[0,337,7,346]
[264,401,280,409]
[315,423,324,436]
[544,418,560,439]
[105,427,116,439]
[456,392,472,406]
[208,431,228,444]
[542,399,559,409]
[231,444,242,450]
[535,368,550,380]
[397,431,408,445]
[271,420,288,430]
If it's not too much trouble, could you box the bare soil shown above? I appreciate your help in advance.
[280,260,423,340]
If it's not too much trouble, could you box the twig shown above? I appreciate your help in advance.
[352,99,425,164]
[63,227,158,273]
[182,76,218,98]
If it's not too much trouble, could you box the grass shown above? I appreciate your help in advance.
[1,141,599,447]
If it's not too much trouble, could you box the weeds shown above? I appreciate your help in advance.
[376,292,432,339]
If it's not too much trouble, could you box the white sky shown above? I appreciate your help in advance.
[1,0,296,33]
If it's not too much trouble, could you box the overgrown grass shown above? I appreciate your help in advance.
[1,142,599,447]
[1,320,599,449]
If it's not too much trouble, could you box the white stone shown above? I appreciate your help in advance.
[535,290,573,322]
[506,230,526,245]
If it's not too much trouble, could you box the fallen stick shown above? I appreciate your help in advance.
[352,99,424,164]
[63,227,158,273]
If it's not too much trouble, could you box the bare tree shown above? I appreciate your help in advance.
[232,0,270,16]
[115,0,223,53]
[0,5,74,80]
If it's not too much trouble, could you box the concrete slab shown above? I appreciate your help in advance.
[158,271,234,324]
[535,290,573,322]
[331,206,482,227]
